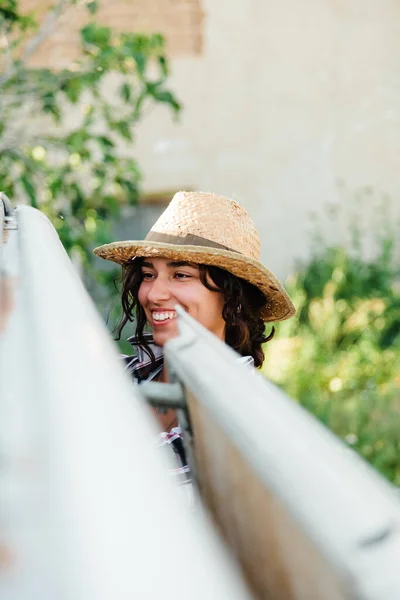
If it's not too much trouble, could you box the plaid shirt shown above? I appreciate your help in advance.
[121,333,194,505]
[121,333,254,507]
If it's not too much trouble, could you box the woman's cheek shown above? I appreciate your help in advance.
[137,282,147,307]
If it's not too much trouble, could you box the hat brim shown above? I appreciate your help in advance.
[93,240,296,322]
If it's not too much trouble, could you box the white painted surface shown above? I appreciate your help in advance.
[0,206,252,600]
[166,307,400,600]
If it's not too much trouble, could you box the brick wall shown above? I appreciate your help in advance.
[20,0,204,68]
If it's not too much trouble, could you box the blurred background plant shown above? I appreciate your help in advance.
[0,0,180,306]
[263,202,400,485]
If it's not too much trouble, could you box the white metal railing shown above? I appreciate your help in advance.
[0,202,251,600]
[157,306,400,600]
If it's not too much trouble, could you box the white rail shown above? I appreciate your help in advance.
[0,205,251,600]
[165,307,400,600]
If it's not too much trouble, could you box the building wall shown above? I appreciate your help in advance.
[21,0,204,65]
[21,0,400,277]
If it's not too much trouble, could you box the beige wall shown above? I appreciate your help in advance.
[133,0,400,277]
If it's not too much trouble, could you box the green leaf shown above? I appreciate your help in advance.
[149,88,181,113]
[114,120,132,141]
[103,194,121,218]
[158,55,168,77]
[42,92,61,123]
[119,82,131,103]
[118,177,138,202]
[150,33,164,49]
[98,135,114,149]
[21,173,37,207]
[16,13,37,32]
[102,152,116,163]
[49,177,62,198]
[63,77,82,103]
[0,1,36,31]
[81,23,111,49]
[86,1,98,15]
[132,51,146,75]
[66,130,90,153]
[70,182,85,212]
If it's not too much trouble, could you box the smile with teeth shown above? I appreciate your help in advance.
[152,311,177,322]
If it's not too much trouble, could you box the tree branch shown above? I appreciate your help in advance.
[0,18,14,79]
[0,0,73,86]
[21,0,72,63]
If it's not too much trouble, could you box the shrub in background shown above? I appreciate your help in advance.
[264,210,400,485]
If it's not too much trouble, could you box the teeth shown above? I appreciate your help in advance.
[153,311,176,321]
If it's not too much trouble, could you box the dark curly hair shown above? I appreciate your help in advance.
[115,257,274,368]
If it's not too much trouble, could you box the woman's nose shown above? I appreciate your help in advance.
[147,276,171,303]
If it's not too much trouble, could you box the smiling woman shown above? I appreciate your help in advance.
[93,191,296,498]
[136,258,225,348]
[116,256,277,372]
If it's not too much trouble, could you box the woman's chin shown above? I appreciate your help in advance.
[152,322,179,346]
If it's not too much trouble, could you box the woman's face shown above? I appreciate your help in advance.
[138,257,226,347]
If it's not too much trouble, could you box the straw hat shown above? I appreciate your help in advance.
[93,191,295,322]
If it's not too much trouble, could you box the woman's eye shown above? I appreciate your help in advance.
[142,272,155,280]
[174,272,192,279]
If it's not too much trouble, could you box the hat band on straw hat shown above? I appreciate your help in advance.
[145,231,238,253]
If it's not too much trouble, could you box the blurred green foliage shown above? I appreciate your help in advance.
[0,0,180,298]
[264,212,400,484]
